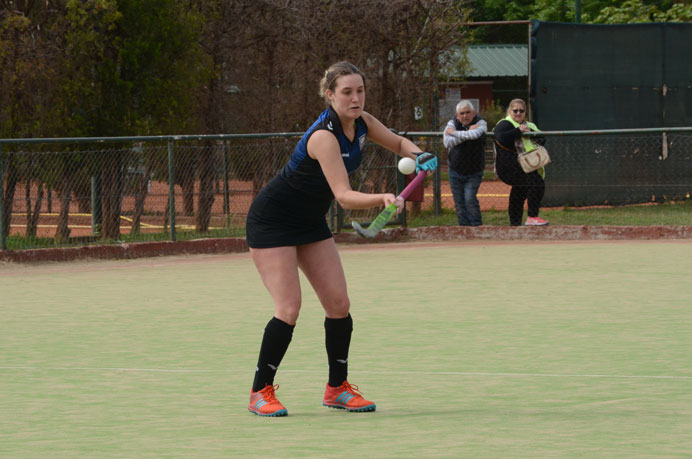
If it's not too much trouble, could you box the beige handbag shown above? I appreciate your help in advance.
[518,145,551,173]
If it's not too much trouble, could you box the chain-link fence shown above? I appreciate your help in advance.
[2,128,692,251]
[538,131,692,206]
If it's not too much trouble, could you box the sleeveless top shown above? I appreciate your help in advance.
[245,106,368,248]
[279,106,368,199]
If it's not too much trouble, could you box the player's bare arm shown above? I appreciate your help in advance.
[308,130,397,210]
[361,111,421,159]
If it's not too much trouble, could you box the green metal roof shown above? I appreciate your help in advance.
[446,44,528,78]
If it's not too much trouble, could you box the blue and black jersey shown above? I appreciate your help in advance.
[279,106,368,199]
[247,106,368,248]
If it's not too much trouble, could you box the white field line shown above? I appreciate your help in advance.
[1,366,691,380]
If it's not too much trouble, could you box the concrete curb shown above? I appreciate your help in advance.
[333,225,692,244]
[0,238,249,263]
[2,225,691,263]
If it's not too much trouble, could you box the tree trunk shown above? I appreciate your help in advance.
[196,145,215,232]
[72,176,92,213]
[26,181,44,238]
[101,154,123,240]
[180,167,195,216]
[55,172,72,243]
[131,161,153,235]
[2,153,19,241]
[25,180,31,230]
[162,199,169,233]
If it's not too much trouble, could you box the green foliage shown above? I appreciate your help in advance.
[499,0,535,21]
[532,0,575,21]
[0,14,51,138]
[39,0,212,138]
[469,0,533,43]
[57,0,121,137]
[595,0,659,23]
[659,2,692,21]
[593,0,692,23]
[99,0,211,135]
[480,99,507,129]
[470,0,691,42]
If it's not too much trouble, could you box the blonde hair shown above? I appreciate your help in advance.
[507,98,527,115]
[319,61,365,104]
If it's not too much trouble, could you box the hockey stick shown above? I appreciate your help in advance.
[351,170,427,238]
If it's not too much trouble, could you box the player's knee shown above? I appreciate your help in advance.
[325,295,350,316]
[275,299,301,325]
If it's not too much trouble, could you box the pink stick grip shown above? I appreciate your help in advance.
[397,170,427,201]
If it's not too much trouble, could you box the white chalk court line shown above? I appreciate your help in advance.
[1,366,691,380]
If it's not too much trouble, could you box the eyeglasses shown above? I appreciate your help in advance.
[512,109,525,114]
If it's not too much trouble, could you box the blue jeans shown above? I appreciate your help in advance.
[448,168,483,226]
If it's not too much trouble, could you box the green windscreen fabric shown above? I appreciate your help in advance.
[529,21,692,206]
[540,133,692,207]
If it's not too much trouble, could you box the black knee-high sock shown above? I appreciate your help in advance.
[252,317,295,392]
[325,314,353,387]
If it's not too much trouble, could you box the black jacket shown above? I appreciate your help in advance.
[448,115,486,175]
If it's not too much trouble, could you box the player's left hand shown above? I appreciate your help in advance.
[393,196,405,215]
[415,152,438,173]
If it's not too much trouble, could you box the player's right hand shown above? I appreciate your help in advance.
[415,152,438,173]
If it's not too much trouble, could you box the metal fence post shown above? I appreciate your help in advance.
[0,144,5,250]
[434,154,442,216]
[167,139,176,242]
[396,154,407,226]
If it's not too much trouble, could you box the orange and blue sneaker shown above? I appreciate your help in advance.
[322,381,376,412]
[248,384,287,417]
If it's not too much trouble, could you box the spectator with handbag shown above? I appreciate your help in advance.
[493,98,549,226]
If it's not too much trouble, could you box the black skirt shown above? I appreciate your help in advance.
[246,175,333,248]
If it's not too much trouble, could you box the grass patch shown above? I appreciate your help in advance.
[409,200,692,227]
[3,227,246,251]
[4,201,691,251]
